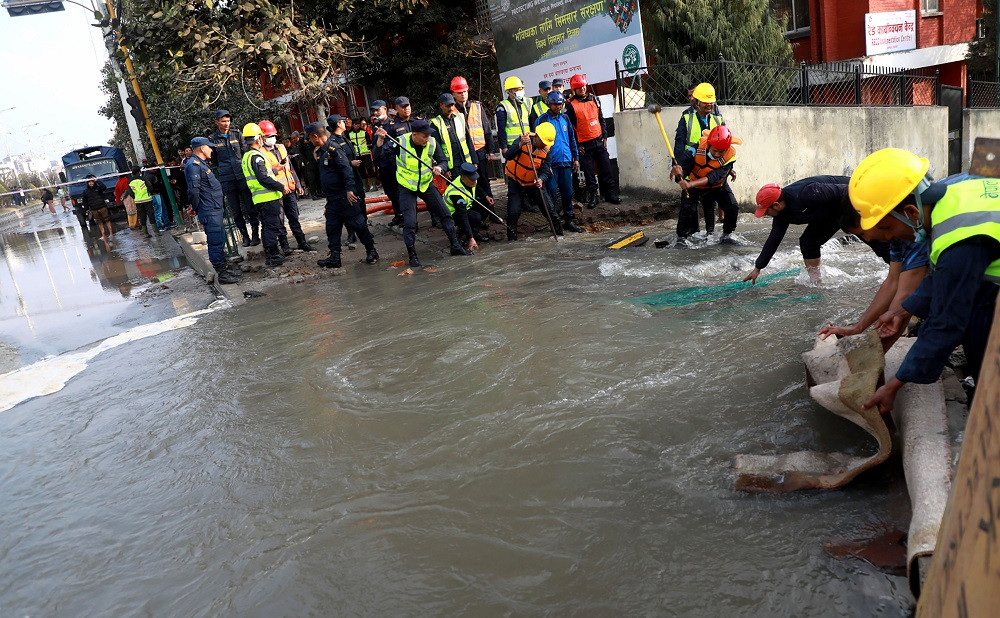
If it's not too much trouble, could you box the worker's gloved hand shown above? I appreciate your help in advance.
[742,267,761,285]
[818,323,861,340]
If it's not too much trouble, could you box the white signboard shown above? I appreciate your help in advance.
[865,10,917,57]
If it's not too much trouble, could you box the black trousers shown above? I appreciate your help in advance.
[135,200,157,232]
[221,179,258,230]
[324,195,375,249]
[506,178,555,229]
[398,185,458,248]
[677,184,738,237]
[258,198,286,249]
[474,148,494,199]
[578,138,617,198]
[280,192,305,242]
[378,164,400,216]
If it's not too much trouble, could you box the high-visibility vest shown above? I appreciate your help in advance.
[348,130,370,156]
[689,135,737,189]
[395,133,436,193]
[129,178,152,203]
[929,178,1000,285]
[499,98,531,146]
[264,144,296,190]
[467,101,487,151]
[241,149,283,204]
[532,97,548,120]
[431,113,471,170]
[569,96,602,142]
[443,180,476,216]
[682,109,724,152]
[504,142,548,187]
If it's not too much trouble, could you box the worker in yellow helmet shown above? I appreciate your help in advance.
[496,76,531,148]
[503,122,559,238]
[849,148,999,414]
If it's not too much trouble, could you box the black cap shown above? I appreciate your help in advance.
[213,109,231,119]
[552,78,564,87]
[538,80,552,89]
[410,119,432,134]
[327,114,345,128]
[394,96,410,107]
[370,99,387,109]
[190,136,212,148]
[458,162,479,180]
[85,174,97,179]
[439,93,456,105]
[303,122,325,137]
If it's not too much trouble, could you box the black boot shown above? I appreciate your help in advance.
[278,235,293,256]
[214,263,241,285]
[388,215,404,228]
[586,190,598,209]
[264,245,286,266]
[238,223,252,247]
[365,244,379,264]
[564,216,583,233]
[506,224,518,241]
[550,215,563,236]
[407,246,421,267]
[606,194,622,204]
[317,250,342,268]
[344,230,357,245]
[296,236,316,252]
[450,238,472,256]
[249,225,261,246]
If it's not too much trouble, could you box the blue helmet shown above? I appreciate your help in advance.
[546,91,565,104]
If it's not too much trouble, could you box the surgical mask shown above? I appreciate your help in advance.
[888,173,932,243]
[264,136,277,146]
[514,91,525,101]
[377,113,387,121]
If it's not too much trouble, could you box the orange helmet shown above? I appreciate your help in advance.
[450,76,469,93]
[257,120,278,136]
[708,125,732,150]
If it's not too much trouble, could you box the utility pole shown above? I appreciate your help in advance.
[103,28,147,163]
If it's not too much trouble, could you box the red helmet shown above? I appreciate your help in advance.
[450,76,469,93]
[569,74,587,89]
[257,120,278,137]
[708,125,732,150]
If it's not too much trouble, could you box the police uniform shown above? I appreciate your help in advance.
[442,163,484,243]
[209,112,259,245]
[185,145,226,267]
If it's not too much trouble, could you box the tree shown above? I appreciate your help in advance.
[967,0,998,80]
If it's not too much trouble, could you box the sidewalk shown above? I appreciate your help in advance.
[174,180,680,301]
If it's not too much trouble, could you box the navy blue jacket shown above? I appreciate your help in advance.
[185,155,223,214]
[208,128,245,183]
[754,176,851,269]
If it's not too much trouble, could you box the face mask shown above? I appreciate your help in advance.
[264,136,277,146]
[514,91,525,101]
[888,174,932,243]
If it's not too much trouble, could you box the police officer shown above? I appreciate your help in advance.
[450,76,497,208]
[551,77,565,95]
[328,113,367,244]
[430,93,477,177]
[529,80,553,129]
[379,118,471,267]
[443,162,485,253]
[376,97,417,227]
[241,122,290,267]
[209,109,259,246]
[186,136,240,284]
[305,122,379,268]
[565,73,621,207]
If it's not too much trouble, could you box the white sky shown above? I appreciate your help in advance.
[0,4,115,162]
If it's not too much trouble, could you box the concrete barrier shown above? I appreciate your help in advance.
[962,108,1000,171]
[615,105,949,206]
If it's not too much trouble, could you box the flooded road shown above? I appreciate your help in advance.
[0,210,914,615]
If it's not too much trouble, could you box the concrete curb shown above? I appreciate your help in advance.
[168,232,246,307]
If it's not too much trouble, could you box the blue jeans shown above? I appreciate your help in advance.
[152,194,165,228]
[545,166,574,218]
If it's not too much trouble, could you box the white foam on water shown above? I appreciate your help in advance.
[0,306,222,413]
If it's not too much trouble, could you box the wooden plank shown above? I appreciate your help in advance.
[607,231,647,249]
[916,301,1000,616]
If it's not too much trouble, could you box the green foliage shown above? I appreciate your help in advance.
[642,0,793,65]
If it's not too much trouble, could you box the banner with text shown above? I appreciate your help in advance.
[489,0,645,92]
[865,10,917,57]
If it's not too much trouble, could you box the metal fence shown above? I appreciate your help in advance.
[967,79,1000,108]
[616,55,941,110]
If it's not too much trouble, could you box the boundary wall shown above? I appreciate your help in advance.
[962,109,1000,170]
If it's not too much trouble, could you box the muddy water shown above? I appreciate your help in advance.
[0,215,914,615]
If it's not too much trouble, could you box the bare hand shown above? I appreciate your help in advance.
[678,179,690,191]
[486,196,495,206]
[445,171,453,180]
[468,238,479,253]
[534,179,543,188]
[520,133,532,145]
[297,187,304,197]
[864,378,904,416]
[375,127,387,138]
[743,267,761,285]
[432,166,443,177]
[818,323,861,340]
[347,191,357,204]
[671,164,683,179]
[351,160,361,167]
[185,206,196,218]
[572,160,580,172]
[874,308,911,340]
[729,169,737,181]
[282,186,291,195]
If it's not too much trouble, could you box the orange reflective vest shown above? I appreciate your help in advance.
[504,143,548,187]
[690,135,737,189]
[263,144,296,190]
[569,96,602,142]
[467,101,487,151]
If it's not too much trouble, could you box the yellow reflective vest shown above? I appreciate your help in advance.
[395,133,436,193]
[129,178,152,203]
[443,180,476,216]
[681,109,724,153]
[930,178,1000,285]
[499,98,531,146]
[241,149,283,204]
[430,113,471,170]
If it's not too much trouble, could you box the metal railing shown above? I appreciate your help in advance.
[616,55,941,110]
[967,78,1000,108]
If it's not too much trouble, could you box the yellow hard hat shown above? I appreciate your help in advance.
[849,148,930,230]
[534,122,556,146]
[503,76,524,91]
[692,82,716,103]
[242,122,263,139]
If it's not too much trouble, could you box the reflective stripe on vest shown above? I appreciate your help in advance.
[500,98,531,146]
[264,144,296,190]
[467,101,487,151]
[395,133,436,193]
[129,178,152,203]
[929,178,1000,285]
[241,149,283,204]
[569,97,602,142]
[683,110,723,152]
[348,130,370,155]
[532,97,547,121]
[443,181,476,216]
[690,136,737,189]
[504,143,548,187]
[431,114,471,170]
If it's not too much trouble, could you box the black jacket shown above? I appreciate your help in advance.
[81,181,108,211]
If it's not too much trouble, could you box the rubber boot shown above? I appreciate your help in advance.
[407,245,421,267]
[238,223,252,247]
[564,215,583,233]
[365,244,379,264]
[265,246,286,266]
[317,249,342,268]
[296,235,316,252]
[278,235,293,256]
[506,224,518,241]
[214,263,240,285]
[450,238,472,256]
[249,224,261,247]
[586,190,598,209]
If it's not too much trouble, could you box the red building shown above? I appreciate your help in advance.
[773,0,982,98]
